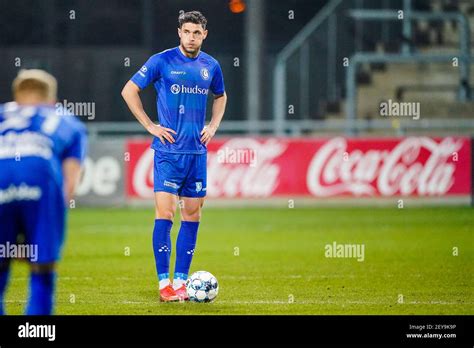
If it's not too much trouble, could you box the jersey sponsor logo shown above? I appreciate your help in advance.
[200,68,210,80]
[0,184,42,204]
[170,84,209,95]
[171,70,186,75]
[0,131,53,159]
[163,180,179,189]
[0,116,31,132]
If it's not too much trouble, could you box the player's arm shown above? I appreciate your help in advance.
[63,158,82,204]
[121,81,176,144]
[201,92,227,146]
[60,119,88,204]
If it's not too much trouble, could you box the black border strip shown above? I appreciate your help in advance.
[0,315,472,346]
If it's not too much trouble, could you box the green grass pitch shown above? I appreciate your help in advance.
[4,206,473,315]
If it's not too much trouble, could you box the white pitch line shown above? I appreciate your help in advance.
[5,299,471,306]
[10,275,348,281]
[10,276,93,281]
[208,274,357,280]
[215,300,472,305]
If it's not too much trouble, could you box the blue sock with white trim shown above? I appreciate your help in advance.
[152,219,173,289]
[173,221,199,289]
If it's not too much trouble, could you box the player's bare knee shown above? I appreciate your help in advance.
[156,209,175,221]
[30,262,55,273]
[182,206,201,221]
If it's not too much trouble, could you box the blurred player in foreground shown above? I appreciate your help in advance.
[0,70,87,314]
[122,11,227,301]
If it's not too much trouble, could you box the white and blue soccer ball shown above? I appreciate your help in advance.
[186,271,219,303]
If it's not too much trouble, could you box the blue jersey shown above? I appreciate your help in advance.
[0,102,87,263]
[0,102,87,188]
[131,47,225,154]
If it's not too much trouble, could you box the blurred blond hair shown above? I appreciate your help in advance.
[12,69,57,103]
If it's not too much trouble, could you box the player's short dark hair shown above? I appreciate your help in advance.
[178,11,207,30]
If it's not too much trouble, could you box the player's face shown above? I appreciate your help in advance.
[178,22,208,55]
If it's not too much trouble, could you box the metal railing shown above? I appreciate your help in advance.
[345,9,472,134]
[273,0,344,135]
[87,118,474,139]
[272,0,474,136]
[348,9,472,97]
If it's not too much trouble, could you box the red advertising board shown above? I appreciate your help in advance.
[126,137,471,199]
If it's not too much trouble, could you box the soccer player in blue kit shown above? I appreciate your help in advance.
[0,69,87,314]
[122,11,227,302]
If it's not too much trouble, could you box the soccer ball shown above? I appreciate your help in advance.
[185,271,219,303]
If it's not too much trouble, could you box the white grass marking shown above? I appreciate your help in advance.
[5,299,470,306]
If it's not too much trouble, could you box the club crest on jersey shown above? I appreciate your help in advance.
[200,68,210,81]
[170,84,181,94]
[195,182,202,193]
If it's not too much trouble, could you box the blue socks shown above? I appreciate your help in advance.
[0,267,10,315]
[25,272,56,315]
[1,266,56,315]
[174,221,199,281]
[153,219,200,289]
[152,219,173,287]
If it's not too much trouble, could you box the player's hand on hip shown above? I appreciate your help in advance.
[147,124,177,144]
[200,124,217,146]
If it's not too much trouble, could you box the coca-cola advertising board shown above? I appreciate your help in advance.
[126,137,471,199]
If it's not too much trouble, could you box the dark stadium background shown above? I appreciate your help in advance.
[0,0,327,124]
[2,0,464,126]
